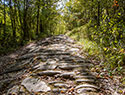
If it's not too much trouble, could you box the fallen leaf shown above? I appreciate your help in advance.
[61,90,65,93]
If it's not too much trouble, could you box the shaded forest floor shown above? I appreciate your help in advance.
[0,35,124,95]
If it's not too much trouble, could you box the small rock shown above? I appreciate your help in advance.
[75,84,98,89]
[75,75,95,79]
[46,59,57,65]
[54,83,69,88]
[21,77,51,92]
[37,70,62,76]
[18,53,35,60]
[19,86,26,92]
[34,64,57,71]
[77,88,96,93]
[76,79,95,83]
[7,85,19,94]
[52,88,67,93]
[59,65,81,70]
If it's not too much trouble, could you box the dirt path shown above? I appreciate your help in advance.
[0,35,104,95]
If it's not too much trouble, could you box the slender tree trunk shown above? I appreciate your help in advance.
[17,0,23,33]
[97,1,100,26]
[9,0,16,42]
[13,0,17,39]
[17,1,24,45]
[40,19,44,33]
[36,0,40,36]
[23,0,26,40]
[3,0,6,40]
[23,0,29,40]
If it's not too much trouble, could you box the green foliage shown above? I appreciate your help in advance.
[64,0,125,74]
[0,0,63,54]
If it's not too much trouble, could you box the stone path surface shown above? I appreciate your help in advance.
[0,35,101,95]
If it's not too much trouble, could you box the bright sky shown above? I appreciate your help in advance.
[57,0,69,10]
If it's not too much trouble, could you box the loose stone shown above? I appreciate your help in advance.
[75,75,96,79]
[54,83,69,88]
[77,88,96,93]
[75,84,98,89]
[37,70,62,76]
[76,79,95,83]
[21,77,51,92]
[59,65,81,70]
[34,64,57,71]
[52,88,67,93]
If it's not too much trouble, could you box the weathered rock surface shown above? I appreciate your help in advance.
[33,63,57,71]
[75,84,98,89]
[77,88,96,93]
[21,77,51,92]
[37,70,62,76]
[76,79,95,83]
[54,83,69,88]
[58,65,81,70]
[75,75,96,79]
[52,88,67,93]
[60,72,75,79]
[0,35,101,95]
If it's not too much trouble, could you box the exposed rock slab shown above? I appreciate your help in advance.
[52,88,67,93]
[54,83,69,88]
[0,35,101,95]
[77,88,96,94]
[37,70,62,76]
[76,79,95,83]
[21,77,51,92]
[75,75,96,79]
[58,65,81,70]
[75,84,98,89]
[34,63,57,71]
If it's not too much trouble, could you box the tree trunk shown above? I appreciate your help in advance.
[17,0,24,45]
[9,0,16,42]
[3,0,6,40]
[36,0,40,36]
[97,1,100,27]
[23,0,29,40]
[40,19,44,33]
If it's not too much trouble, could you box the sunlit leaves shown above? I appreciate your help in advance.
[64,0,124,74]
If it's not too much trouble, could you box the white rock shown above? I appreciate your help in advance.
[77,88,96,94]
[75,84,98,89]
[76,79,95,83]
[21,77,51,92]
[54,83,69,88]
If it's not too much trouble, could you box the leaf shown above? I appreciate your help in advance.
[118,90,123,94]
[61,90,65,93]
[104,48,107,51]
[119,49,124,53]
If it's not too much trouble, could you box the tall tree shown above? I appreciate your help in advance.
[36,0,40,36]
[3,0,6,40]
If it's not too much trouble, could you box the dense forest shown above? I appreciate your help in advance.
[0,0,124,74]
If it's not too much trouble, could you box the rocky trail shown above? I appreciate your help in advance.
[0,35,111,95]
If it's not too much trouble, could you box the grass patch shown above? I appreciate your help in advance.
[66,25,102,60]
